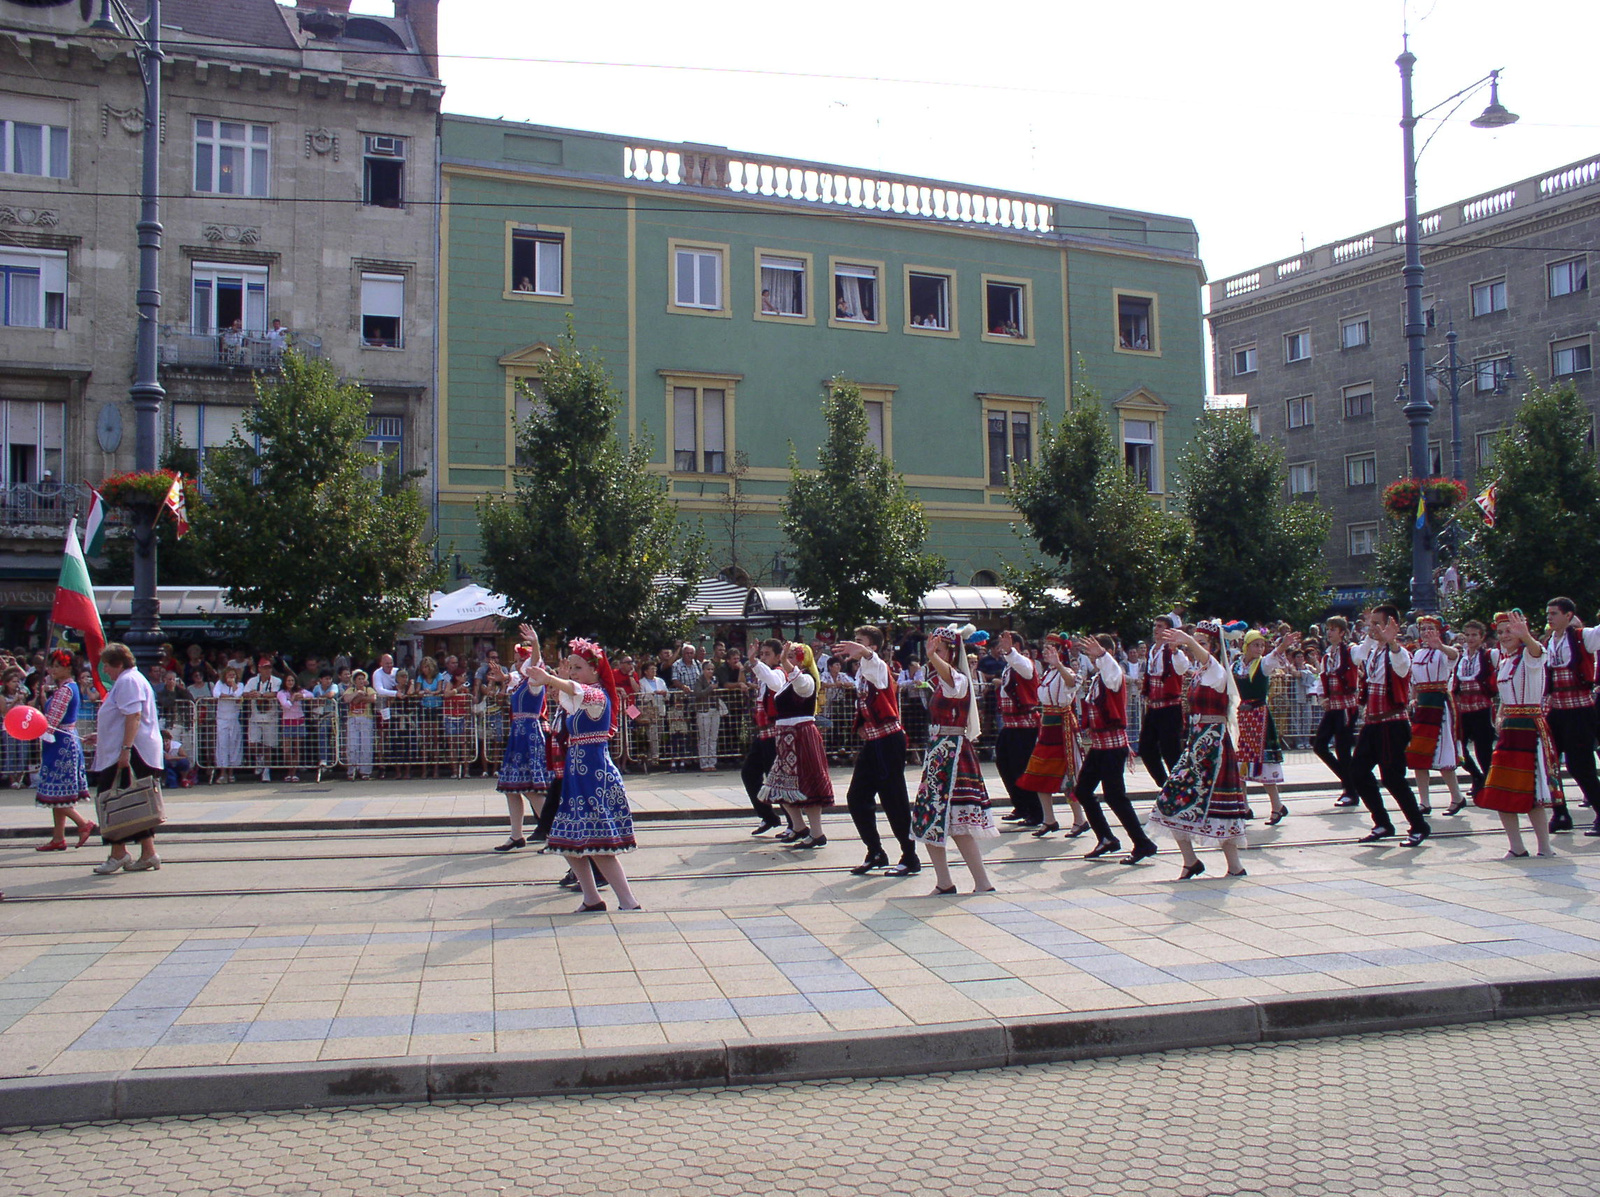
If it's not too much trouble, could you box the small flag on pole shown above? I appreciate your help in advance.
[1414,490,1427,530]
[1475,482,1499,528]
[162,473,190,538]
[81,487,106,557]
[53,519,107,698]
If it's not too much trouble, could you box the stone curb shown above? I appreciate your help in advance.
[3,971,1596,1129]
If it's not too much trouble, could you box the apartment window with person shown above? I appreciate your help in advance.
[1471,277,1508,317]
[1345,453,1377,487]
[191,262,267,334]
[1348,523,1378,557]
[673,385,727,474]
[983,278,1028,341]
[906,270,954,333]
[1123,419,1158,492]
[1233,344,1257,376]
[1116,294,1155,351]
[1342,383,1374,419]
[360,273,405,348]
[1475,356,1513,394]
[1549,257,1589,298]
[1288,461,1316,496]
[194,118,270,196]
[0,95,69,179]
[757,253,807,319]
[671,243,725,314]
[362,135,405,208]
[0,248,66,329]
[832,261,879,326]
[985,407,1031,486]
[1,399,63,487]
[509,227,566,297]
[1284,329,1311,363]
[1285,395,1314,429]
[1340,314,1370,349]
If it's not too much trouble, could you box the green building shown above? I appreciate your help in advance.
[437,116,1207,585]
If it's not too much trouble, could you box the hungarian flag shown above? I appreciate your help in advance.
[1475,482,1499,528]
[163,473,189,538]
[52,519,106,698]
[81,487,106,557]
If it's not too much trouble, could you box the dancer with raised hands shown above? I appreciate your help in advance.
[756,642,835,849]
[1475,610,1558,858]
[1405,615,1462,817]
[1016,634,1088,839]
[492,625,551,853]
[830,627,920,877]
[1233,629,1294,825]
[1073,633,1159,866]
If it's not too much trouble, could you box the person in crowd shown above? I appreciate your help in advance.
[412,656,447,780]
[211,665,245,784]
[1074,633,1159,865]
[443,666,473,780]
[311,668,340,782]
[757,643,834,848]
[1016,634,1088,839]
[161,728,194,788]
[88,643,164,874]
[389,668,415,779]
[277,676,308,783]
[343,670,377,780]
[1313,616,1361,808]
[1234,630,1294,826]
[243,656,282,782]
[1542,597,1599,835]
[612,653,642,772]
[1,667,30,787]
[1350,605,1431,847]
[1452,618,1498,810]
[1477,610,1557,858]
[1405,616,1462,817]
[493,629,551,853]
[33,649,95,850]
[635,659,667,770]
[830,627,920,877]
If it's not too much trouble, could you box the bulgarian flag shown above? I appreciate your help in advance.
[81,487,106,557]
[53,519,106,698]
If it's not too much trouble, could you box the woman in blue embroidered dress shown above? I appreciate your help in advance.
[492,625,550,852]
[525,638,641,913]
[34,650,95,851]
[1147,621,1249,880]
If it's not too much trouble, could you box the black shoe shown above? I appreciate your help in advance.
[883,859,921,877]
[1334,794,1359,808]
[1030,822,1061,838]
[493,837,527,853]
[1084,837,1121,860]
[1064,821,1092,839]
[1243,807,1258,820]
[1226,868,1248,877]
[1357,827,1395,844]
[931,884,958,895]
[1178,860,1206,880]
[1445,800,1468,816]
[558,870,579,890]
[849,851,890,876]
[1584,822,1600,838]
[578,900,607,913]
[1001,812,1031,823]
[528,829,548,843]
[1418,804,1432,815]
[1003,820,1042,831]
[1401,826,1431,847]
[1121,843,1158,866]
[752,818,783,836]
[1549,805,1574,833]
[789,834,827,849]
[773,827,803,843]
[1265,807,1288,827]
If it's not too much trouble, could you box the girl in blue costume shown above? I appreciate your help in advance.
[493,624,551,852]
[524,637,641,913]
[35,650,95,851]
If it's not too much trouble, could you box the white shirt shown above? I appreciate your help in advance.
[1192,657,1228,693]
[1145,644,1192,679]
[1002,648,1035,682]
[1545,625,1600,667]
[1409,647,1454,685]
[1037,665,1076,707]
[1354,637,1412,682]
[1089,653,1124,692]
[856,651,891,691]
[1454,647,1497,684]
[93,667,163,773]
[1497,646,1548,706]
[937,670,970,699]
[749,659,785,695]
[373,667,398,698]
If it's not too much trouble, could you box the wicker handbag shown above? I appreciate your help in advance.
[95,768,166,842]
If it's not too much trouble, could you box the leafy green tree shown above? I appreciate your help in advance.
[99,439,216,587]
[1456,379,1600,621]
[1175,409,1331,626]
[1008,383,1188,640]
[1368,517,1414,612]
[781,377,944,630]
[188,351,439,658]
[478,328,706,650]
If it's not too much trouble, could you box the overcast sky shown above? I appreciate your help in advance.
[366,0,1598,292]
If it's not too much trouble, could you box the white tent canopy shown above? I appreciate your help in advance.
[404,584,513,633]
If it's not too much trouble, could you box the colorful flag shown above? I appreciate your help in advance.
[81,487,106,557]
[162,473,189,538]
[52,519,106,698]
[1475,482,1498,528]
[1415,490,1427,530]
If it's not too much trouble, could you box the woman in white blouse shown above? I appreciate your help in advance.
[210,665,245,783]
[1474,610,1556,858]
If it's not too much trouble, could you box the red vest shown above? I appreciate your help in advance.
[1363,647,1411,722]
[1082,671,1128,733]
[752,685,778,728]
[998,665,1041,729]
[1452,648,1497,711]
[1141,648,1184,707]
[1320,643,1360,711]
[1550,626,1596,703]
[928,684,972,731]
[854,675,903,740]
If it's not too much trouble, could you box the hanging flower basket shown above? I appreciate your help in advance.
[1381,476,1468,517]
[99,468,187,508]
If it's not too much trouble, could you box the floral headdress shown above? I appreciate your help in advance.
[565,636,620,732]
[49,649,73,669]
[567,636,602,662]
[1417,614,1445,633]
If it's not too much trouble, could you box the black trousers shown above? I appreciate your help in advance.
[531,774,561,840]
[1136,704,1184,788]
[845,731,917,863]
[1457,707,1497,794]
[996,726,1041,823]
[1352,719,1427,834]
[1074,746,1155,852]
[1547,707,1600,809]
[740,736,779,822]
[1312,708,1358,796]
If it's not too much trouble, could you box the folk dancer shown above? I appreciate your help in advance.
[1073,633,1160,865]
[1476,610,1560,858]
[33,650,95,850]
[739,638,785,836]
[994,632,1045,828]
[1137,615,1189,788]
[526,639,640,912]
[909,624,997,894]
[1016,634,1089,839]
[1451,619,1499,811]
[757,643,835,849]
[1404,615,1462,817]
[1148,620,1249,880]
[1234,630,1294,825]
[1541,597,1597,834]
[830,627,921,877]
[1313,616,1363,808]
[492,627,551,852]
[1350,605,1431,846]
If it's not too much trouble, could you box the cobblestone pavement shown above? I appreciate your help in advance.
[3,1012,1598,1197]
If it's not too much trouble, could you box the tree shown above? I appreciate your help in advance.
[1175,409,1331,626]
[781,376,944,630]
[1456,379,1600,621]
[1008,382,1188,640]
[99,440,216,587]
[477,327,706,650]
[188,351,438,658]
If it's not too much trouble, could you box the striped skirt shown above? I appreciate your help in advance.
[1017,707,1080,794]
[1476,705,1560,815]
[1405,684,1457,771]
[759,720,835,808]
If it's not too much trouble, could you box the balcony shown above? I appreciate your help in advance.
[158,327,323,373]
[0,482,116,538]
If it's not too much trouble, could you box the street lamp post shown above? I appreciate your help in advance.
[88,0,165,671]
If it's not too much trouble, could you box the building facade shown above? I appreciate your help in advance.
[437,117,1207,586]
[0,0,441,643]
[1208,155,1600,605]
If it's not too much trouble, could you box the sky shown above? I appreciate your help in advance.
[360,0,1598,293]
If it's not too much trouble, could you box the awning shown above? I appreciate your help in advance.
[404,583,513,633]
[93,586,256,618]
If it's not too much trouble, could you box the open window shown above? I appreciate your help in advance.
[362,135,405,208]
[0,248,66,328]
[758,253,806,318]
[1117,294,1155,351]
[360,273,404,348]
[832,262,879,326]
[984,279,1026,339]
[907,270,953,332]
[191,262,267,335]
[510,228,565,297]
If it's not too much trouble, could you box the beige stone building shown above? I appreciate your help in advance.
[0,0,441,643]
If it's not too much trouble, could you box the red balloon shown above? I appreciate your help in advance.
[3,705,48,742]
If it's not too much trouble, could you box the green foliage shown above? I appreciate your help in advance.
[1007,382,1188,640]
[781,377,944,630]
[187,351,439,658]
[1456,380,1600,621]
[98,441,218,587]
[1369,517,1416,612]
[1175,410,1332,626]
[477,327,706,651]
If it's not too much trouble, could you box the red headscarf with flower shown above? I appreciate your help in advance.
[566,636,621,733]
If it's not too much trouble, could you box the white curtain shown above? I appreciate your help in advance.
[762,260,803,315]
[837,275,862,320]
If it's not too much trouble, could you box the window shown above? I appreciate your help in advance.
[985,407,1032,486]
[1233,345,1257,376]
[756,252,808,319]
[856,385,895,457]
[512,377,544,468]
[1345,453,1377,487]
[864,401,886,454]
[906,270,953,332]
[1284,330,1311,362]
[1248,407,1261,436]
[1549,257,1589,298]
[359,415,404,483]
[1553,337,1593,377]
[362,135,405,207]
[984,278,1027,340]
[168,403,251,482]
[1285,395,1314,429]
[832,261,880,327]
[1340,315,1370,349]
[0,248,66,328]
[1288,462,1316,495]
[191,262,267,335]
[672,244,724,312]
[1470,278,1507,317]
[1342,384,1374,419]
[1476,430,1501,470]
[1406,441,1444,475]
[1117,294,1154,351]
[0,95,69,179]
[193,118,269,196]
[1,400,63,487]
[360,273,404,348]
[1475,356,1513,394]
[1348,523,1378,557]
[672,385,727,473]
[1123,419,1157,492]
[509,227,566,297]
